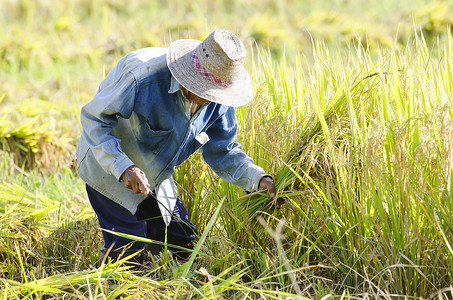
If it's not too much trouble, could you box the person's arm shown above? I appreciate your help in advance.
[80,70,136,179]
[201,107,274,194]
[80,70,151,195]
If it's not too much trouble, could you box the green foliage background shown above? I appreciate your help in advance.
[1,0,452,136]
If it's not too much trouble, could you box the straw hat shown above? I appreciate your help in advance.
[167,30,253,107]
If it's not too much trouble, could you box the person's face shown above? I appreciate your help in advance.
[182,88,211,106]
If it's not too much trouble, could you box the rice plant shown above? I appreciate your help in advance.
[228,32,453,297]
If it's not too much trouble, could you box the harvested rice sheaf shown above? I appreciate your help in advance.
[0,116,73,171]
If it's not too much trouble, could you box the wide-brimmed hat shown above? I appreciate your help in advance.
[167,29,253,107]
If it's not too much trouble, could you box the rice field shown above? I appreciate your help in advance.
[1,0,453,298]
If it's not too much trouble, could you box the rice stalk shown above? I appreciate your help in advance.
[223,31,453,297]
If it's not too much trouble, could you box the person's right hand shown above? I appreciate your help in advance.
[121,165,151,195]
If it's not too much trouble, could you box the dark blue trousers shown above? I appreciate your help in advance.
[86,185,197,249]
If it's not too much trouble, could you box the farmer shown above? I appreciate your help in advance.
[76,29,277,266]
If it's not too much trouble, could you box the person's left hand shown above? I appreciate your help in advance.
[259,176,276,197]
[259,176,286,209]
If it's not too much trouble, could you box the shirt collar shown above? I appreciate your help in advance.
[168,74,182,94]
[168,74,209,117]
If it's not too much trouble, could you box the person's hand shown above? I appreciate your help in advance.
[259,176,276,197]
[259,176,286,209]
[121,165,151,195]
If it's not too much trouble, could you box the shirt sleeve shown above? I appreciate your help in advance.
[79,69,137,181]
[201,107,267,192]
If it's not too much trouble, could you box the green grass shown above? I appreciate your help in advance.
[1,0,453,298]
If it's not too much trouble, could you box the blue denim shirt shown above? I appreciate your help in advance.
[76,47,267,214]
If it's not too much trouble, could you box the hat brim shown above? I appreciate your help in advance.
[167,39,253,107]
